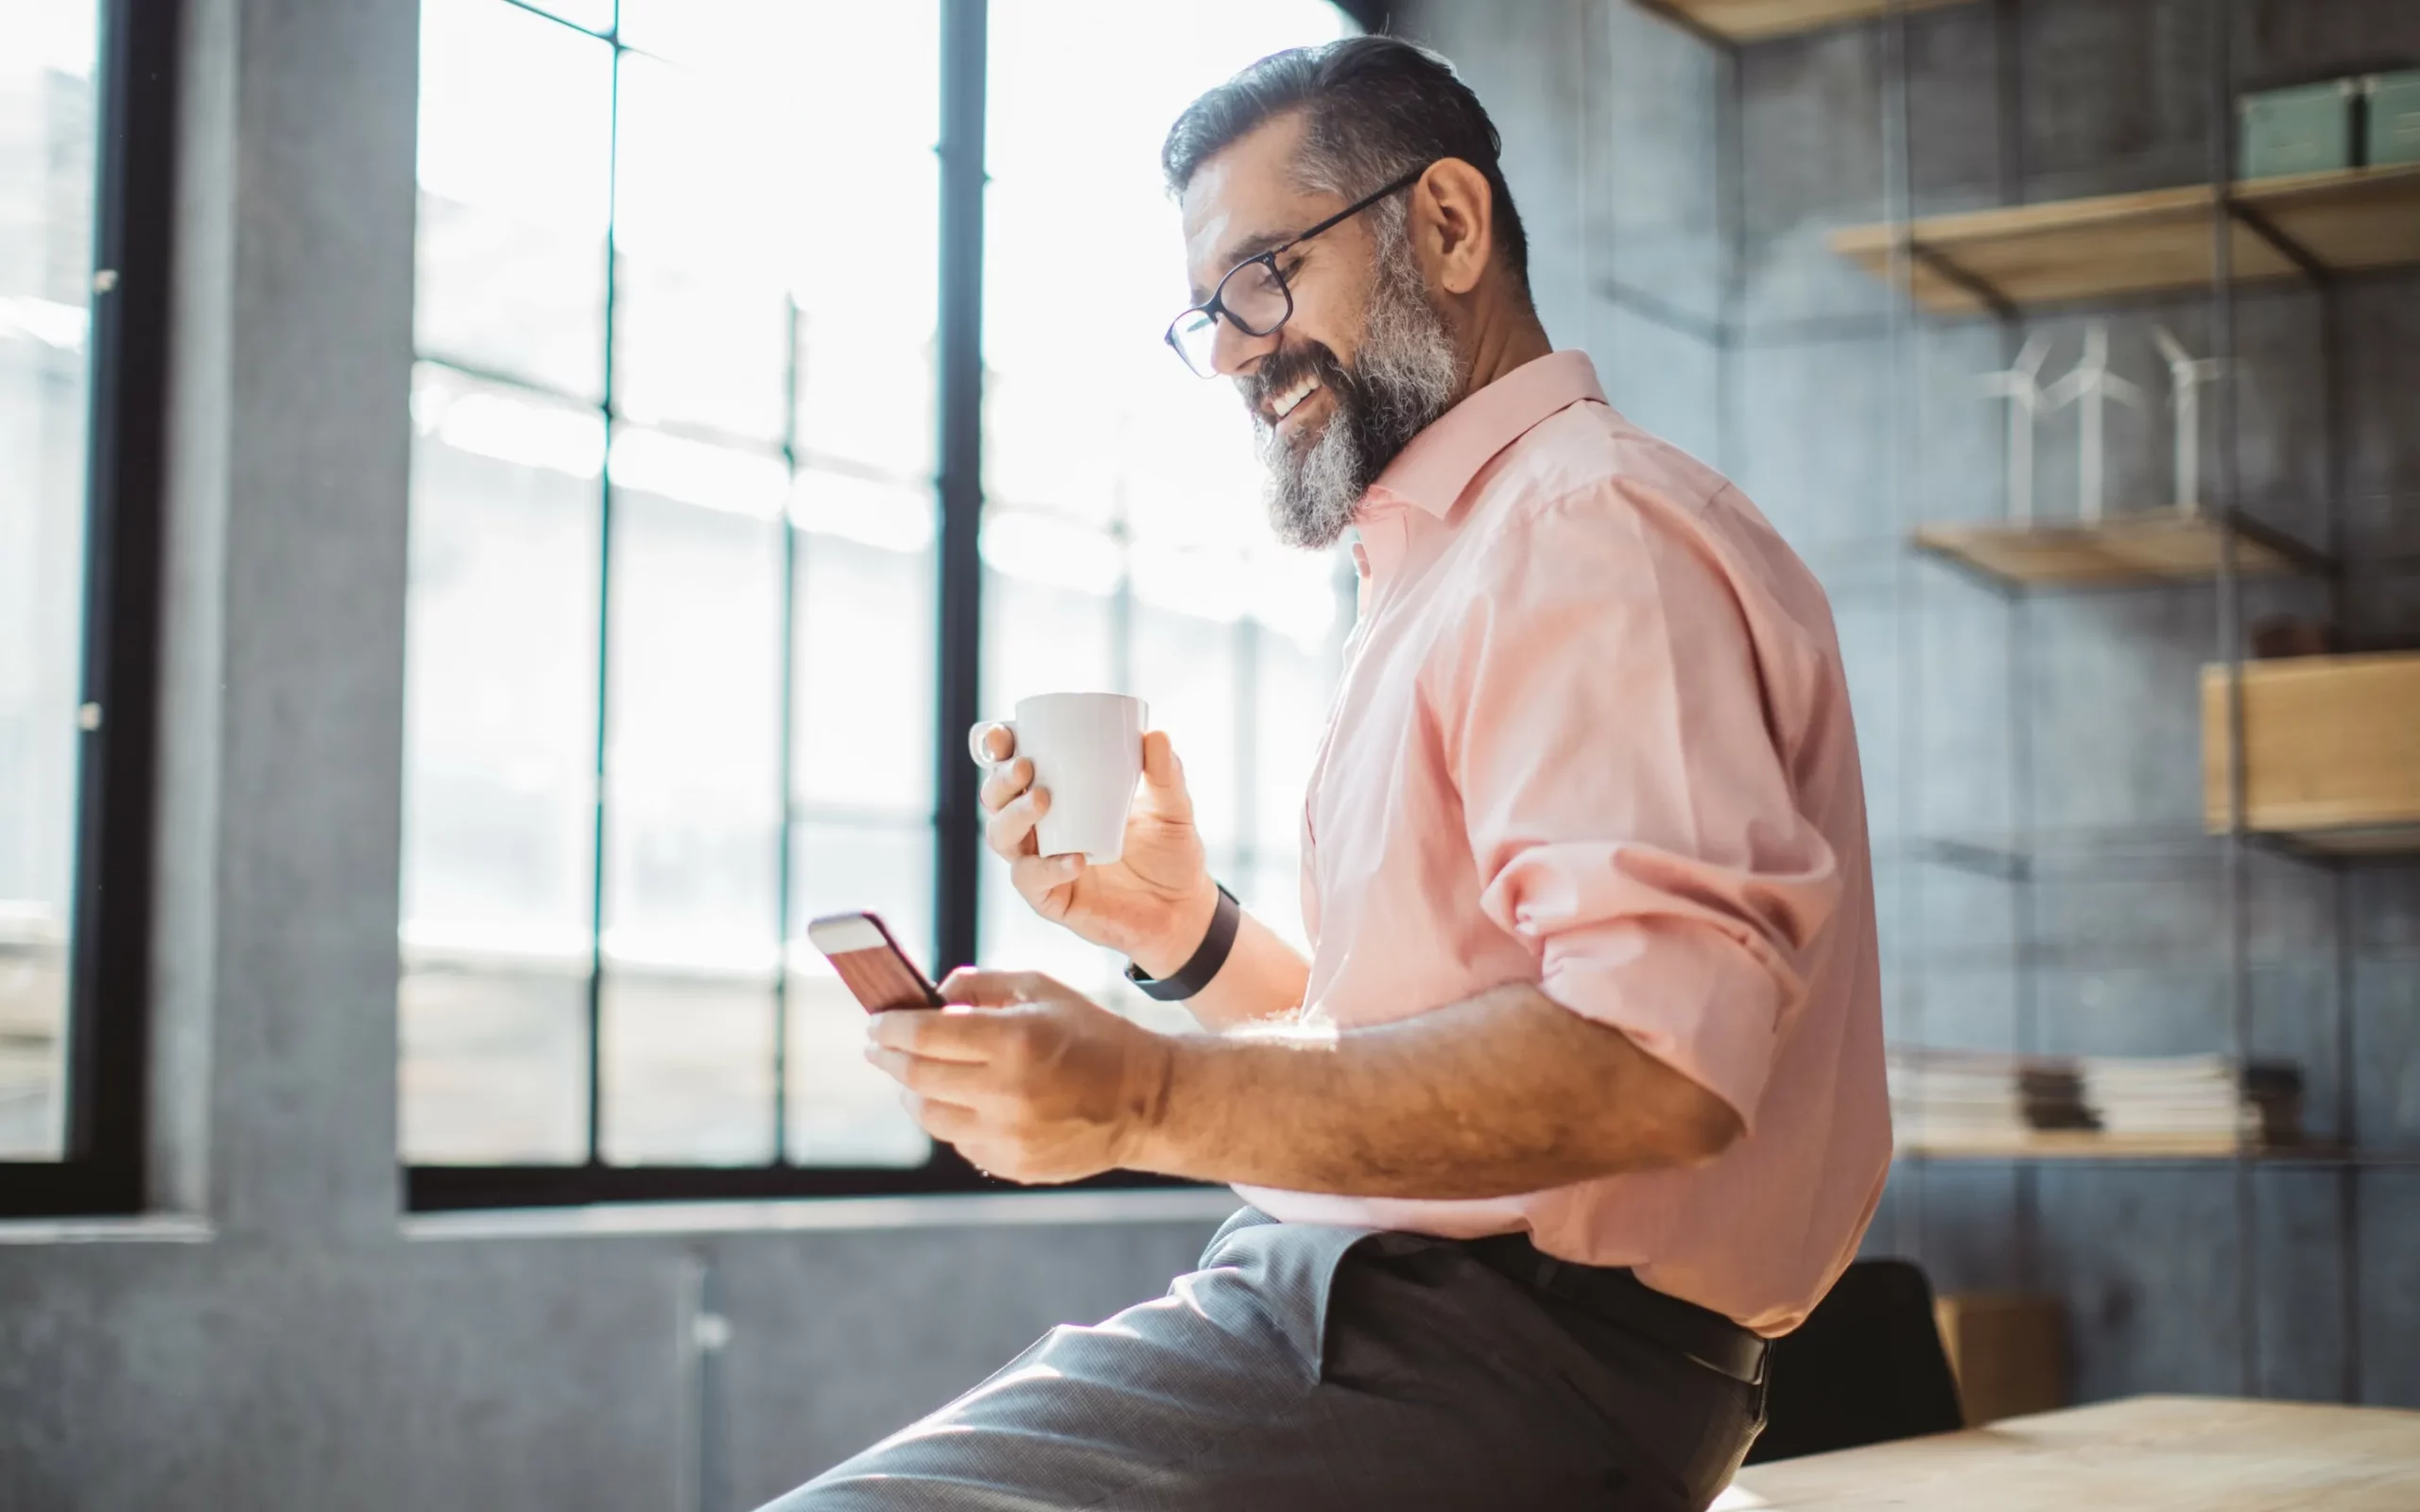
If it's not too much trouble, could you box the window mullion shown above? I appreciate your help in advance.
[772,290,804,1165]
[933,0,988,978]
[583,27,627,1168]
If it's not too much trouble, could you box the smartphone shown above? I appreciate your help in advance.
[806,911,945,1012]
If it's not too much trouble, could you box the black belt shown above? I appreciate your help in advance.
[1461,1233,1771,1386]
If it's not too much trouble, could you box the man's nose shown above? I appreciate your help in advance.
[1210,316,1280,379]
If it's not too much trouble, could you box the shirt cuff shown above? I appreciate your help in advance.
[1534,916,1785,1132]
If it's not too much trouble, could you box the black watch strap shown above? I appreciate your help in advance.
[1125,884,1240,1002]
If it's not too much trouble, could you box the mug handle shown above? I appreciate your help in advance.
[967,719,1014,767]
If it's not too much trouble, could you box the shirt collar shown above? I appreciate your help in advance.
[1361,350,1608,521]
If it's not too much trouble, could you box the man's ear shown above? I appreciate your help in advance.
[1410,158,1496,297]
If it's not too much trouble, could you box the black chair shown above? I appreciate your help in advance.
[1742,1258,1966,1464]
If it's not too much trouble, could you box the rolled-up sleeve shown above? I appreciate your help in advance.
[1440,480,1841,1127]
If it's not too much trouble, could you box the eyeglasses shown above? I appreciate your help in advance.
[1163,165,1428,380]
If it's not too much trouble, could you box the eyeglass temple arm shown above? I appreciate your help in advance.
[1282,165,1430,252]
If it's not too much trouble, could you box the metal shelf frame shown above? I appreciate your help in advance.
[1858,0,2360,1402]
[1647,0,2379,1405]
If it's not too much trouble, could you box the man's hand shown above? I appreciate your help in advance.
[975,726,1220,977]
[865,970,1175,1185]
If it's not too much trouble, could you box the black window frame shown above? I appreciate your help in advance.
[0,0,179,1219]
[0,0,1355,1217]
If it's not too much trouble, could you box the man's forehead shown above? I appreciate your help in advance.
[1178,114,1330,291]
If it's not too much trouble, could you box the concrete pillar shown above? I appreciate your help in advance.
[152,0,421,1242]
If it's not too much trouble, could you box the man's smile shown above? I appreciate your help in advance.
[1265,373,1326,431]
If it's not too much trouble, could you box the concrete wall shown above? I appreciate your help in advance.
[0,3,1230,1508]
[1403,0,2420,1408]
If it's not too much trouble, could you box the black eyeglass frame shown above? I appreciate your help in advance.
[1163,164,1430,378]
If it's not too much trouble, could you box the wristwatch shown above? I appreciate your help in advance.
[1123,883,1240,1002]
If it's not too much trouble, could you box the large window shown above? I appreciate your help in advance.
[404,0,1351,1205]
[0,0,169,1212]
[0,0,100,1163]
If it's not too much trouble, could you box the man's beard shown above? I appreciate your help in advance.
[1247,233,1461,551]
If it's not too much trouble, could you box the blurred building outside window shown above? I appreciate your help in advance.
[403,0,1353,1180]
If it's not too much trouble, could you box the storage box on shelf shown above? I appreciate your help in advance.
[2203,650,2420,856]
[2238,79,2360,180]
[1933,1294,2067,1427]
[2371,71,2420,167]
[1829,163,2420,315]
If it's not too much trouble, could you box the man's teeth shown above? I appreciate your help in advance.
[1271,377,1320,420]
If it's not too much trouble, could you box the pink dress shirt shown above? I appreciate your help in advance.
[1236,351,1890,1335]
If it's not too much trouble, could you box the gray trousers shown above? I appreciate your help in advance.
[759,1209,1766,1511]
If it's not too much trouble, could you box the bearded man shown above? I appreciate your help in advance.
[762,35,1888,1512]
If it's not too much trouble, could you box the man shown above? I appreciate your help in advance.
[765,34,1887,1512]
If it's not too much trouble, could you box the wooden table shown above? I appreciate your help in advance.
[1720,1396,2420,1510]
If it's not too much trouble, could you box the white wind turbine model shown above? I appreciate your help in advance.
[2152,325,2229,516]
[2043,321,2146,524]
[1979,331,2056,525]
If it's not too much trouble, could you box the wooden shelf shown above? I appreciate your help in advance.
[1833,163,2420,314]
[1644,0,1975,42]
[2256,822,2420,859]
[2204,651,2420,855]
[1911,510,2324,589]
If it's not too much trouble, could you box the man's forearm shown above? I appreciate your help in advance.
[1128,983,1742,1198]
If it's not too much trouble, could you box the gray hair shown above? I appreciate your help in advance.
[1161,35,1530,294]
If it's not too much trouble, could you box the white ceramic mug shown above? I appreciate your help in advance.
[968,692,1148,864]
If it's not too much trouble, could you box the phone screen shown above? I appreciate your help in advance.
[806,912,945,1013]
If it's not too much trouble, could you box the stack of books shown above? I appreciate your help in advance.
[1889,1049,2304,1157]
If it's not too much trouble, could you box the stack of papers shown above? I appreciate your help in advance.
[1888,1048,2303,1156]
